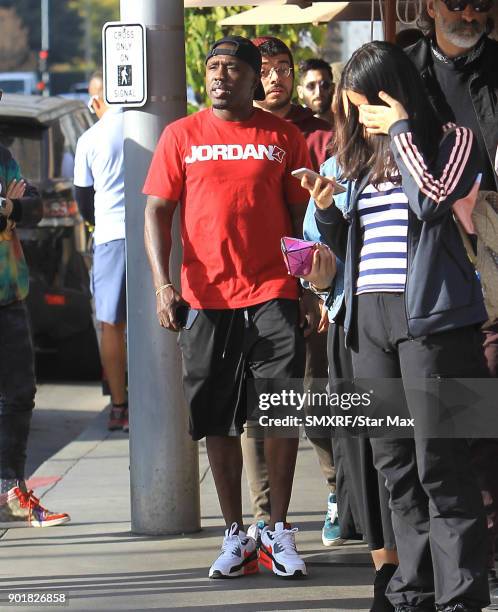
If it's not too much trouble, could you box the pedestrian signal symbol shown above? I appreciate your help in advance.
[117,65,132,86]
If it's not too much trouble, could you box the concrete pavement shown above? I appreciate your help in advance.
[0,407,375,612]
[25,382,103,477]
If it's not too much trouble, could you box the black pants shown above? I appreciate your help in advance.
[0,301,36,480]
[304,327,336,492]
[328,318,395,549]
[351,293,489,610]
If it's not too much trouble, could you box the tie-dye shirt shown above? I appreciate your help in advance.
[0,147,29,306]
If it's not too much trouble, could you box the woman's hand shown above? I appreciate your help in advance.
[1,179,27,219]
[359,91,408,135]
[301,244,336,290]
[6,178,26,199]
[301,175,335,210]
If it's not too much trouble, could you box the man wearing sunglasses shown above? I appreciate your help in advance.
[296,58,335,127]
[407,2,498,607]
[407,0,497,192]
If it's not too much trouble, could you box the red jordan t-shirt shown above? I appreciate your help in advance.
[143,108,311,309]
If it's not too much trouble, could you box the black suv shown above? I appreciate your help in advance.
[0,94,101,378]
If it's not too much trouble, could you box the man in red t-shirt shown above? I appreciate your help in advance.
[143,36,314,580]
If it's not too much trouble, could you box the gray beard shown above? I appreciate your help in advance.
[440,19,485,49]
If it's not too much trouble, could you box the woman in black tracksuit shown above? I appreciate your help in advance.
[301,41,489,612]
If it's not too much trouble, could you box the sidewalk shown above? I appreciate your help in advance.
[0,407,380,611]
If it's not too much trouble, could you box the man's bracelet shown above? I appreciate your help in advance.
[155,283,174,296]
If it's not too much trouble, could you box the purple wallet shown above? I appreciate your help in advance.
[281,236,316,276]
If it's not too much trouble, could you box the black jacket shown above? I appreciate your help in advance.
[406,36,498,191]
[316,120,487,345]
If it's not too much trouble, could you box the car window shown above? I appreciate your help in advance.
[0,79,31,95]
[50,120,73,180]
[72,110,94,133]
[59,113,80,153]
[0,124,43,182]
[53,113,79,179]
[51,110,94,180]
[0,80,26,94]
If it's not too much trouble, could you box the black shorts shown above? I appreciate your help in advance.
[179,298,305,440]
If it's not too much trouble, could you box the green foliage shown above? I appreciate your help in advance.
[1,0,325,96]
[187,102,199,116]
[184,7,325,104]
[69,0,119,68]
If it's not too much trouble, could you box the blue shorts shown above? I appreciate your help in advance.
[91,239,126,325]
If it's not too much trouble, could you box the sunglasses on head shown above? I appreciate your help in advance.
[440,0,492,12]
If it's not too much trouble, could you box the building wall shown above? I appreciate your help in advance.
[340,21,384,62]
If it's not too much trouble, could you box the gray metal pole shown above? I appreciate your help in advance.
[120,0,200,535]
[41,0,49,50]
[84,0,92,79]
[40,0,50,95]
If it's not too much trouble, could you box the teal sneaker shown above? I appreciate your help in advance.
[322,493,345,547]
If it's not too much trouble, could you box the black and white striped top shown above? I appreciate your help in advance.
[355,182,408,295]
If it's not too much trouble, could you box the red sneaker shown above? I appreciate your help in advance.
[0,488,70,528]
[122,407,129,433]
[108,404,127,431]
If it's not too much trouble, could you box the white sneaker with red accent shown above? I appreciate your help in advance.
[208,523,258,579]
[0,487,70,528]
[260,522,307,577]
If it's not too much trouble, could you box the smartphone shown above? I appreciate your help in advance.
[175,303,198,330]
[291,168,347,195]
[175,303,189,328]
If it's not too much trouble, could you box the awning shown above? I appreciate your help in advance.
[185,0,286,7]
[218,2,383,24]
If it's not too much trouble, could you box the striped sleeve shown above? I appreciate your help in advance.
[389,119,481,222]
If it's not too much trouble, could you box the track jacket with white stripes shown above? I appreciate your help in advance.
[315,119,488,344]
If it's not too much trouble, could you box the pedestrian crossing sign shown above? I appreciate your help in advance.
[103,22,147,107]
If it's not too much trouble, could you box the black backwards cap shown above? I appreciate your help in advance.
[205,35,266,101]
